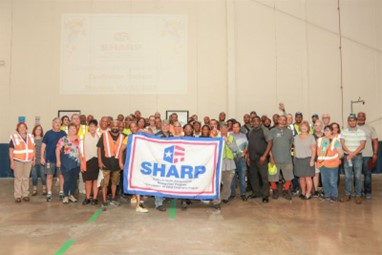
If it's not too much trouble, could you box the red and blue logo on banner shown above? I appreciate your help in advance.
[123,132,223,200]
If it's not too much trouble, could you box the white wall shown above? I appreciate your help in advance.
[0,0,381,142]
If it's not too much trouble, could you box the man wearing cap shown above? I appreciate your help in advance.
[357,112,378,200]
[340,114,366,204]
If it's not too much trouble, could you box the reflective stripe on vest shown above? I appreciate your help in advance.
[316,137,340,168]
[11,133,35,162]
[103,132,124,159]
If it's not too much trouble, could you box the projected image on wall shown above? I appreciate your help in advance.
[60,14,187,94]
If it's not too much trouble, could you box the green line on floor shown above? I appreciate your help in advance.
[55,239,75,255]
[87,208,102,223]
[169,199,176,219]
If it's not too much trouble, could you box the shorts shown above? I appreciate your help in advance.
[45,162,62,176]
[82,157,99,181]
[268,162,294,182]
[101,170,120,188]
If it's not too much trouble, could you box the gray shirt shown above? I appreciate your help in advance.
[293,135,316,158]
[270,127,293,164]
[358,124,378,157]
[240,124,252,135]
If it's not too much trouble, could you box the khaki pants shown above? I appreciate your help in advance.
[13,161,32,198]
[213,170,234,205]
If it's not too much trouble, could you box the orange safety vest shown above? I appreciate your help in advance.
[103,132,124,159]
[316,137,341,169]
[11,133,35,162]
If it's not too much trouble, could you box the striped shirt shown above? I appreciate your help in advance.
[341,127,366,153]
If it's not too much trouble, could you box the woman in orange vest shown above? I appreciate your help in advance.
[9,122,36,203]
[316,125,343,202]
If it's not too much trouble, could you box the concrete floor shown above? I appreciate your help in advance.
[1,176,382,255]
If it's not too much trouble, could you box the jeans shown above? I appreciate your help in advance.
[61,166,80,196]
[344,154,363,196]
[248,158,269,198]
[31,164,46,187]
[230,158,247,197]
[320,166,338,199]
[155,196,164,207]
[362,157,372,195]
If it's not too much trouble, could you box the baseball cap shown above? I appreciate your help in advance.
[348,113,357,120]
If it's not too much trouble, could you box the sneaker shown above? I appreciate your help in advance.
[355,196,362,204]
[312,191,320,198]
[82,199,91,205]
[69,195,77,203]
[292,190,300,196]
[15,197,22,203]
[365,194,371,200]
[101,202,107,211]
[319,197,330,202]
[200,200,210,204]
[272,190,279,200]
[247,194,259,199]
[42,188,47,196]
[340,195,351,202]
[32,190,37,196]
[283,190,292,201]
[262,198,269,203]
[156,205,166,212]
[181,201,188,210]
[59,192,64,200]
[23,197,30,202]
[136,205,148,213]
[329,197,337,203]
[91,199,98,205]
[241,195,248,201]
[46,194,52,202]
[63,197,69,204]
[110,200,121,207]
[130,197,137,204]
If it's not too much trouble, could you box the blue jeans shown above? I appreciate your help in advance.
[61,166,79,196]
[344,154,363,196]
[155,196,164,207]
[230,158,247,197]
[362,157,372,195]
[320,166,338,199]
[31,164,46,187]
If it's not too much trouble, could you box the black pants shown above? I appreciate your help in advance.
[249,159,269,198]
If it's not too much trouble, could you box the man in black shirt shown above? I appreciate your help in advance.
[247,117,273,203]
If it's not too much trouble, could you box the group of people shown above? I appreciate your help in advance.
[8,107,378,213]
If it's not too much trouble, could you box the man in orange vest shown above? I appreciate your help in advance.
[97,120,124,211]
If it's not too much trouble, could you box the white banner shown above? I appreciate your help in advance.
[123,133,223,199]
